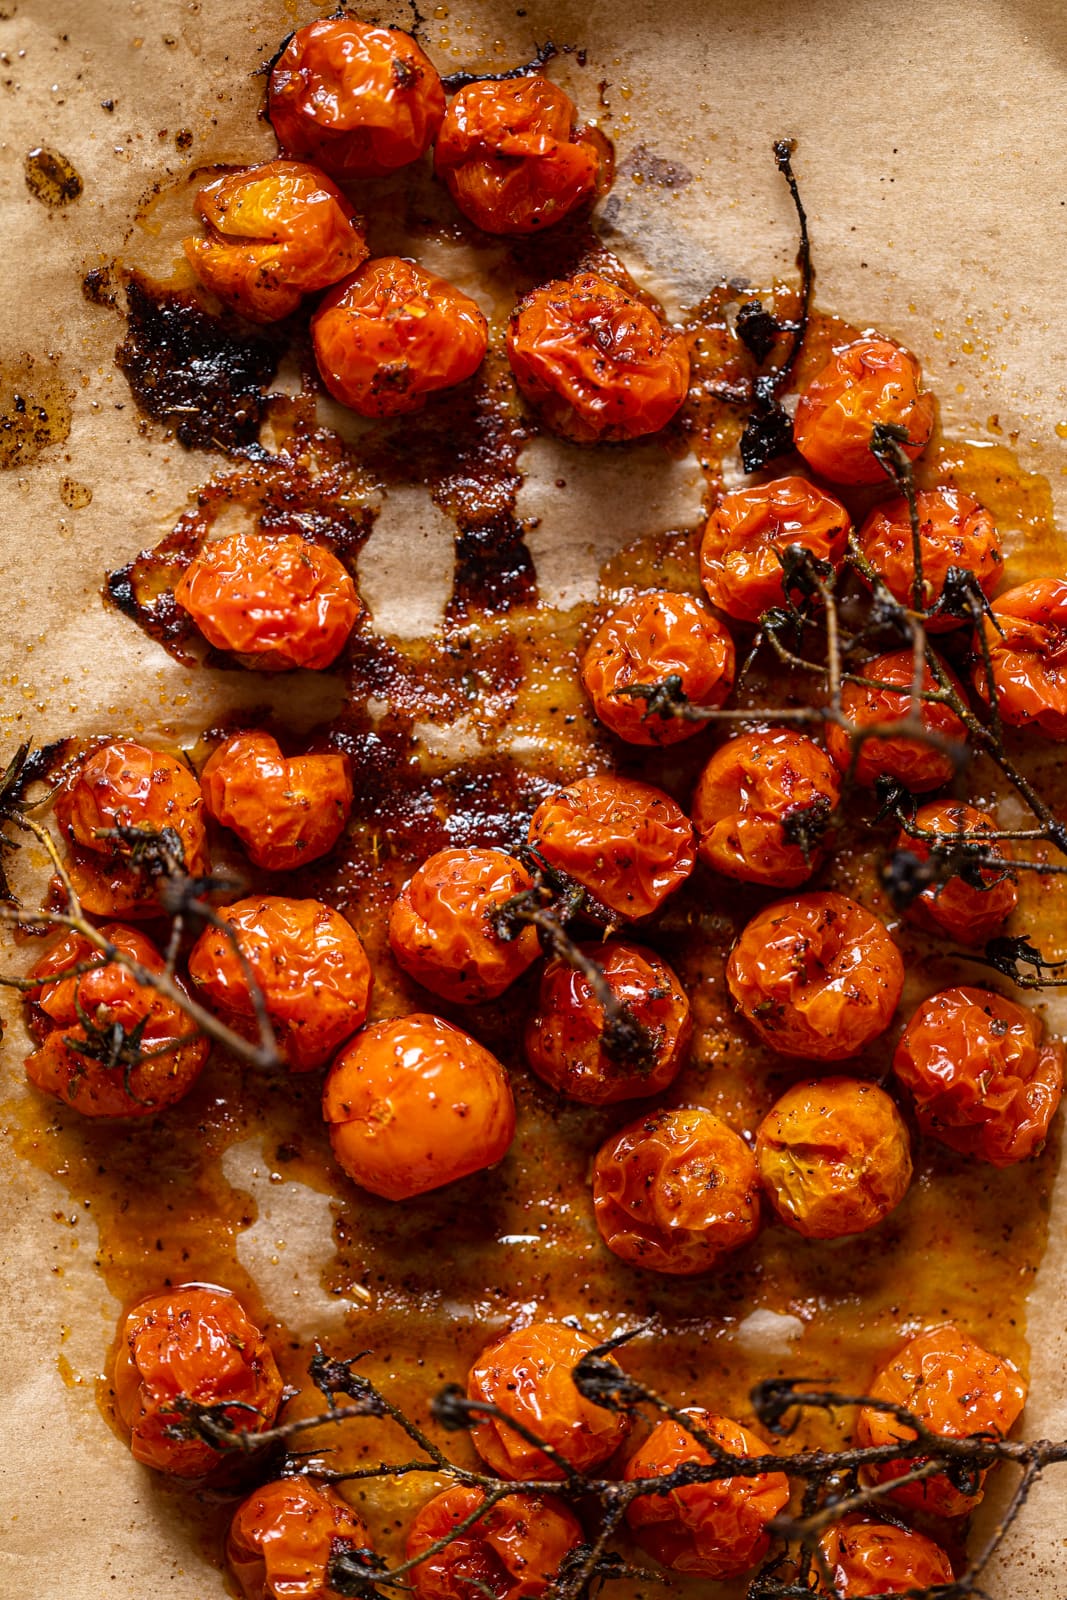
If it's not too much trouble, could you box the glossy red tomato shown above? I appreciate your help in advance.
[174,531,362,671]
[201,732,353,872]
[727,892,904,1060]
[506,272,690,442]
[112,1285,283,1477]
[268,19,445,178]
[793,337,936,485]
[896,800,1017,945]
[893,986,1063,1166]
[974,578,1067,739]
[857,487,1002,626]
[188,896,372,1073]
[406,1486,583,1600]
[699,476,850,623]
[825,649,968,792]
[817,1517,954,1596]
[228,1478,371,1600]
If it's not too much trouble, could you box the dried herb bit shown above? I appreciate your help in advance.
[933,564,1004,630]
[430,1382,478,1433]
[440,39,559,93]
[739,397,795,474]
[970,935,1067,988]
[309,1349,384,1416]
[781,795,834,866]
[325,1541,388,1600]
[570,1353,647,1414]
[735,299,782,365]
[611,672,692,722]
[880,846,939,910]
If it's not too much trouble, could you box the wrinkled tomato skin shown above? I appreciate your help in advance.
[727,892,904,1061]
[201,732,353,872]
[467,1321,630,1480]
[268,20,445,179]
[183,160,368,323]
[691,729,840,888]
[580,592,734,746]
[527,774,695,921]
[824,649,968,792]
[593,1107,761,1274]
[406,1486,583,1600]
[897,801,1017,946]
[174,531,363,672]
[893,986,1064,1166]
[112,1285,284,1478]
[856,1322,1026,1516]
[974,578,1067,739]
[188,896,372,1073]
[858,488,1002,627]
[227,1478,371,1600]
[323,1013,515,1200]
[312,257,488,418]
[699,476,850,624]
[817,1517,955,1596]
[388,847,540,1004]
[624,1410,789,1578]
[506,272,690,443]
[755,1078,912,1240]
[793,337,936,485]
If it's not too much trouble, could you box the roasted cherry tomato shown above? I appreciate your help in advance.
[468,1321,630,1479]
[727,892,904,1060]
[113,1285,283,1478]
[188,896,372,1073]
[175,531,362,671]
[857,487,1002,626]
[816,1517,954,1596]
[755,1078,912,1239]
[312,257,488,418]
[406,1486,583,1600]
[895,800,1017,946]
[825,649,968,792]
[527,774,695,922]
[323,1013,515,1199]
[268,19,445,179]
[974,578,1067,739]
[24,923,209,1118]
[699,476,850,624]
[183,160,368,324]
[506,272,690,443]
[579,592,734,746]
[793,337,936,485]
[388,847,540,1004]
[592,1107,761,1274]
[691,730,840,888]
[228,1478,371,1600]
[201,732,353,872]
[624,1410,789,1578]
[855,1322,1026,1516]
[893,986,1064,1166]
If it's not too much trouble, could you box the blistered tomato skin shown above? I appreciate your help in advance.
[897,801,1017,945]
[691,730,841,888]
[755,1078,912,1239]
[624,1411,789,1578]
[525,941,691,1105]
[699,476,850,624]
[856,1323,1027,1516]
[113,1286,283,1478]
[406,1486,583,1600]
[974,578,1067,739]
[201,732,353,872]
[727,891,904,1060]
[593,1107,761,1274]
[527,774,695,921]
[580,592,735,746]
[268,19,445,179]
[174,531,363,671]
[857,488,1002,626]
[323,1014,516,1200]
[817,1518,955,1597]
[793,337,936,485]
[227,1478,371,1600]
[467,1322,630,1480]
[388,847,540,1004]
[893,986,1064,1166]
[825,649,968,792]
[506,272,690,443]
[188,897,372,1073]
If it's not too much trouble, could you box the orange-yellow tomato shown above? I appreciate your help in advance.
[228,1478,371,1600]
[323,1013,515,1199]
[188,897,372,1073]
[817,1517,954,1596]
[893,986,1064,1167]
[175,531,362,671]
[727,892,904,1060]
[855,1323,1026,1516]
[388,846,541,1004]
[201,732,353,872]
[755,1078,912,1239]
[857,487,1002,626]
[113,1285,283,1478]
[624,1410,789,1578]
[793,337,936,485]
[467,1321,630,1480]
[268,19,445,178]
[506,271,690,442]
[406,1486,583,1600]
[592,1107,761,1274]
[691,730,840,888]
[825,649,968,792]
[312,256,488,418]
[699,476,850,623]
[974,578,1067,739]
[896,801,1017,946]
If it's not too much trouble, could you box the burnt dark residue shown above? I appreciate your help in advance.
[24,147,83,207]
[82,265,118,307]
[0,354,72,470]
[440,38,559,93]
[615,143,693,191]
